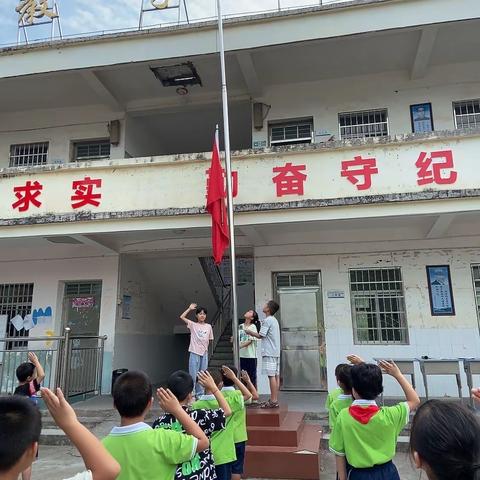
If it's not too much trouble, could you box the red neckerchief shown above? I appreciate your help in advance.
[349,405,380,424]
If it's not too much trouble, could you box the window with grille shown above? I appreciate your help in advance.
[453,99,480,129]
[339,109,388,140]
[349,268,408,344]
[65,282,102,296]
[0,283,34,349]
[73,140,110,162]
[269,119,313,146]
[276,272,319,288]
[472,266,480,322]
[9,142,49,167]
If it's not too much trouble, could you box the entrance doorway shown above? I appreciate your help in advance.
[62,281,102,396]
[274,272,326,391]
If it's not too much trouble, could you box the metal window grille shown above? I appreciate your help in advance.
[453,99,480,129]
[349,268,408,344]
[339,109,389,139]
[276,272,319,288]
[270,119,313,146]
[472,266,480,323]
[74,141,111,162]
[65,282,102,296]
[9,142,49,167]
[0,284,34,349]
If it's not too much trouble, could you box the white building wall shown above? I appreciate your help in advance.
[252,61,480,146]
[0,254,119,393]
[254,246,480,397]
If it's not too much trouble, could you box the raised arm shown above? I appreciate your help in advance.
[41,388,120,480]
[379,360,420,412]
[157,388,209,452]
[29,352,45,384]
[241,370,259,401]
[222,366,252,402]
[197,371,232,417]
[180,303,197,325]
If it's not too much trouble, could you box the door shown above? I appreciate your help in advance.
[275,272,326,391]
[62,282,102,396]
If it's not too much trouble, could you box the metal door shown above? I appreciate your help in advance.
[275,272,326,391]
[62,282,102,396]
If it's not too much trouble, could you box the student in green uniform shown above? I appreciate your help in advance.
[102,371,209,480]
[220,366,254,480]
[192,368,250,480]
[410,399,480,480]
[329,360,420,480]
[325,364,349,413]
[328,364,353,431]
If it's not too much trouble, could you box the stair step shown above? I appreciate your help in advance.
[247,405,288,427]
[245,424,322,479]
[40,429,71,446]
[248,412,305,447]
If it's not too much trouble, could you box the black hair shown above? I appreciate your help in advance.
[335,363,349,378]
[251,310,261,332]
[222,365,238,387]
[410,400,480,480]
[167,370,194,402]
[336,364,353,393]
[196,306,207,316]
[113,370,152,418]
[350,363,383,400]
[266,300,279,316]
[207,368,223,387]
[0,396,41,472]
[16,362,35,383]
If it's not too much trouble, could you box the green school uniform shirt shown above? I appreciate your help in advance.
[193,391,243,465]
[221,387,247,443]
[328,394,353,430]
[329,400,409,469]
[102,422,197,480]
[325,387,342,411]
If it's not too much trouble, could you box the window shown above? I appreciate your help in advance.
[73,140,110,162]
[349,268,408,344]
[0,283,34,349]
[472,266,480,322]
[65,282,102,296]
[339,109,388,139]
[453,99,480,129]
[9,142,49,167]
[276,272,319,288]
[269,119,313,146]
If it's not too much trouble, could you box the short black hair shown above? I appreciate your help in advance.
[266,300,279,316]
[16,363,35,383]
[222,366,238,387]
[167,370,194,402]
[336,364,353,393]
[196,306,207,315]
[335,363,349,378]
[0,396,41,472]
[113,370,152,418]
[410,400,480,480]
[351,363,383,400]
[208,368,223,387]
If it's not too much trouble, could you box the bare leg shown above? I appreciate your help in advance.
[232,474,241,480]
[269,375,278,403]
[22,466,32,480]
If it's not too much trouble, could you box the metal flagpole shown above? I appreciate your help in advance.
[216,0,240,373]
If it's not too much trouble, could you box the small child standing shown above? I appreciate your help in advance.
[410,399,480,480]
[325,363,349,414]
[14,352,46,480]
[180,303,214,397]
[152,370,232,480]
[329,360,420,480]
[328,364,353,431]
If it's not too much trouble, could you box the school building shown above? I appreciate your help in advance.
[0,0,480,398]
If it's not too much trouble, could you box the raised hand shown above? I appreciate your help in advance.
[189,303,197,311]
[378,360,401,378]
[241,370,251,383]
[221,365,236,380]
[41,387,77,430]
[157,387,182,414]
[347,354,364,365]
[197,371,218,392]
[472,388,480,403]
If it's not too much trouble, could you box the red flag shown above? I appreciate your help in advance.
[206,132,230,265]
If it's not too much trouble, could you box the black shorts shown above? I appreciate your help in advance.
[231,441,246,475]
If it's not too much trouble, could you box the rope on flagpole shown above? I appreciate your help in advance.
[217,0,240,374]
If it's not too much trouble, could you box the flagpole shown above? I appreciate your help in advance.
[217,0,240,374]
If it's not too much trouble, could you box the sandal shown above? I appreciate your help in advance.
[260,400,279,409]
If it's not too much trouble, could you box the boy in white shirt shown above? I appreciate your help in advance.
[0,388,120,480]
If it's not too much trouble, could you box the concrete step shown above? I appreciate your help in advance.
[248,412,305,447]
[247,405,289,427]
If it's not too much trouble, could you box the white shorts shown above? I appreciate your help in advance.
[262,356,280,376]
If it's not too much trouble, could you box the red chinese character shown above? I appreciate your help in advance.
[416,150,457,186]
[71,177,102,209]
[272,162,307,197]
[206,169,238,198]
[341,156,378,190]
[12,180,43,212]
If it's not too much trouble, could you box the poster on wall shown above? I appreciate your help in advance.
[410,103,434,133]
[122,295,132,320]
[426,265,455,316]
